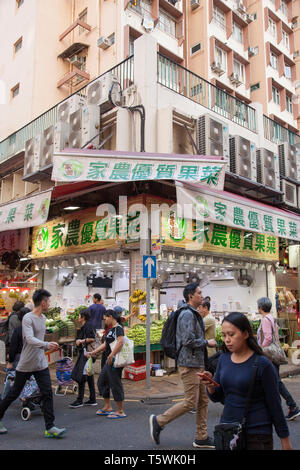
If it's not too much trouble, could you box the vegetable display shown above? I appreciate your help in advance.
[67,305,86,321]
[127,319,166,346]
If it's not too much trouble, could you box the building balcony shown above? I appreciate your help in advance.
[57,68,90,89]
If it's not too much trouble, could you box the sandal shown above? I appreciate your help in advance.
[106,413,127,419]
[96,409,112,416]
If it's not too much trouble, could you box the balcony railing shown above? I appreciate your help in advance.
[0,55,134,164]
[263,115,300,145]
[157,53,257,132]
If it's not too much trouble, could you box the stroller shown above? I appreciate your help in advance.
[55,357,77,396]
[1,368,42,421]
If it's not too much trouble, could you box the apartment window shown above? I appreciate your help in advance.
[78,8,88,34]
[280,1,288,17]
[16,0,24,7]
[130,0,152,16]
[233,60,245,82]
[284,64,291,79]
[14,37,22,54]
[11,83,20,99]
[213,6,226,31]
[191,42,202,55]
[233,22,243,43]
[286,95,293,113]
[270,51,278,70]
[282,30,289,50]
[272,86,280,105]
[268,18,276,38]
[215,46,227,69]
[158,9,176,37]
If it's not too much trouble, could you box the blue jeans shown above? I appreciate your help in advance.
[274,364,297,409]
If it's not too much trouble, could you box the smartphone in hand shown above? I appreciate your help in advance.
[197,372,220,387]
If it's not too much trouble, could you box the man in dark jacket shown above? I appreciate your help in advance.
[149,283,216,449]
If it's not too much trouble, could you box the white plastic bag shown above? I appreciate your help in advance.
[110,336,134,368]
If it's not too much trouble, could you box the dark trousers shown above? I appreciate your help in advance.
[98,363,124,403]
[0,368,55,430]
[274,364,297,409]
[78,375,96,402]
[246,434,273,450]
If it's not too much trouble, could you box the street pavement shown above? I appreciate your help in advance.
[0,375,300,451]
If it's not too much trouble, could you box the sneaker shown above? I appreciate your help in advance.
[45,426,66,438]
[0,421,7,434]
[286,407,300,421]
[189,409,197,414]
[69,400,83,409]
[84,399,97,406]
[149,415,163,445]
[193,437,215,449]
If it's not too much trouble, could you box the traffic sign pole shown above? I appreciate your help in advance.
[146,219,151,389]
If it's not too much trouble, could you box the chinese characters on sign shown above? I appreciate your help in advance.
[52,154,226,190]
[176,186,300,242]
[0,191,51,233]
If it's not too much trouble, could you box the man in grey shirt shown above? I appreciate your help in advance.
[0,289,66,438]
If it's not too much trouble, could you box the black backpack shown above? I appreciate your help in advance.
[160,306,196,359]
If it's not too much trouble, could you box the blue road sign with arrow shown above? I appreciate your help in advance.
[143,255,156,279]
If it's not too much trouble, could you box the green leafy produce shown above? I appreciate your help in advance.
[45,307,61,319]
[68,305,87,321]
[250,320,260,334]
[215,325,223,346]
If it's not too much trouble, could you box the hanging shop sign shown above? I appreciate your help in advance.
[52,152,226,190]
[0,191,52,233]
[176,184,300,242]
[162,215,279,261]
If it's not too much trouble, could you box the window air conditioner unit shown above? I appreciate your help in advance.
[197,114,230,168]
[40,126,54,172]
[291,23,297,30]
[23,135,42,181]
[248,47,257,57]
[57,95,86,123]
[191,0,200,9]
[68,106,100,149]
[256,148,280,191]
[121,85,138,107]
[97,36,111,50]
[230,73,242,85]
[230,136,257,181]
[236,2,246,14]
[281,179,297,208]
[53,122,69,154]
[278,143,298,183]
[211,61,225,76]
[69,55,83,67]
[293,51,299,59]
[87,73,117,109]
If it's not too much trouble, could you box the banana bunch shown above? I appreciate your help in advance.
[138,314,146,322]
[129,289,147,316]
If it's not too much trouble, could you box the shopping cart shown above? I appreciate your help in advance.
[55,356,77,396]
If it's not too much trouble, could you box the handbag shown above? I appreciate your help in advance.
[109,335,134,368]
[214,355,259,451]
[260,317,287,366]
[71,350,87,383]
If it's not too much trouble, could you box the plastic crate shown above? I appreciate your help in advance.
[124,360,152,382]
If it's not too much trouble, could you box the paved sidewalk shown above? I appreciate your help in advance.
[1,359,300,401]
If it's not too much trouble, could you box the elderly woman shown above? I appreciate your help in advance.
[257,297,300,422]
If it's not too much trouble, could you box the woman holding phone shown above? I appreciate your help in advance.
[198,312,292,450]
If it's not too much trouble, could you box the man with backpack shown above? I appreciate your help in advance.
[150,283,217,448]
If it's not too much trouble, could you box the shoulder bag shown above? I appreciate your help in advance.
[260,317,287,366]
[214,355,260,451]
[109,328,134,368]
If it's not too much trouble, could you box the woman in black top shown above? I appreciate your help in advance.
[87,309,126,419]
[69,309,97,408]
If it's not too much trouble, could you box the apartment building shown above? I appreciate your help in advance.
[0,0,185,142]
[293,0,300,132]
[185,0,299,133]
